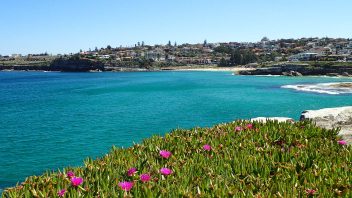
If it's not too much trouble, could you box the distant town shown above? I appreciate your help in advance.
[1,37,352,72]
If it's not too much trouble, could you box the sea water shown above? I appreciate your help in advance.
[1,71,352,190]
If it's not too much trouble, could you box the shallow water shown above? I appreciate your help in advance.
[1,71,352,190]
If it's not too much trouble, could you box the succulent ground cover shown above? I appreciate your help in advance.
[2,120,351,197]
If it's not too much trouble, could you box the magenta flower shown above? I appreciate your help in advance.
[338,140,347,145]
[160,168,172,175]
[235,126,242,132]
[159,150,172,158]
[246,124,253,130]
[66,171,74,178]
[305,189,316,195]
[127,167,137,176]
[57,189,66,197]
[140,173,151,182]
[203,144,212,151]
[70,177,83,187]
[118,181,134,191]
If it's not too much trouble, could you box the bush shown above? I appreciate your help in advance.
[2,120,351,197]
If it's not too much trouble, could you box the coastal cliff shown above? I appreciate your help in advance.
[50,56,105,72]
[0,56,105,72]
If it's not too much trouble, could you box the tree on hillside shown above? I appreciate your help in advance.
[230,49,242,65]
[219,58,228,66]
[214,45,233,54]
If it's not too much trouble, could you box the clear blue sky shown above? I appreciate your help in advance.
[1,0,351,55]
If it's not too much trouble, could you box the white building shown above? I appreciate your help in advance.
[288,53,317,61]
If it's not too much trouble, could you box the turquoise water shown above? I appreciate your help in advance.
[1,71,352,190]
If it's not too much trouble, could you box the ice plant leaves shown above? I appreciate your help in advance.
[2,120,351,197]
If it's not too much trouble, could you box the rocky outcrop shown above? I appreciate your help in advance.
[239,63,352,76]
[282,71,303,76]
[50,56,105,72]
[300,106,352,144]
[251,117,294,123]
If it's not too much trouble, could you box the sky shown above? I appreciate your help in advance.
[0,0,351,55]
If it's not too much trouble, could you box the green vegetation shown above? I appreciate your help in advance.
[214,46,258,66]
[2,120,351,197]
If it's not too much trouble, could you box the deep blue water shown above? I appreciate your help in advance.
[1,71,352,190]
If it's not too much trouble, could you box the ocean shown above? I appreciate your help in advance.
[1,71,352,190]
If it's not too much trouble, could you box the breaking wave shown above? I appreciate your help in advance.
[281,82,352,95]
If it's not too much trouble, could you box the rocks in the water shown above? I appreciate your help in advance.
[330,82,352,88]
[341,72,352,77]
[251,117,294,123]
[300,106,352,144]
[326,73,340,77]
[282,70,303,76]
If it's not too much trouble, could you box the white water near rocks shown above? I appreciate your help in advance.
[282,82,352,95]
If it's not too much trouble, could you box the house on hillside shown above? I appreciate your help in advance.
[288,53,318,61]
[308,47,332,56]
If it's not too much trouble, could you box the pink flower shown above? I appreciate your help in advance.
[235,126,242,131]
[70,177,83,187]
[118,181,134,191]
[66,171,74,178]
[159,150,172,158]
[140,173,151,182]
[246,124,253,130]
[127,167,137,176]
[160,168,172,175]
[338,140,347,145]
[305,189,316,195]
[57,189,66,197]
[203,144,212,151]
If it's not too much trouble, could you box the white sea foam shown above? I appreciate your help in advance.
[254,75,282,77]
[281,82,352,95]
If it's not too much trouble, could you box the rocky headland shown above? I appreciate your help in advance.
[239,63,352,77]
